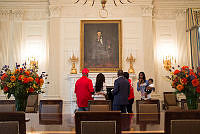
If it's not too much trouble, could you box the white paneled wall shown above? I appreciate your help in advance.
[154,20,177,99]
[22,21,49,99]
[123,18,143,74]
[22,21,48,70]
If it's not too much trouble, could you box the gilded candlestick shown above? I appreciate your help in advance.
[70,54,78,74]
[126,54,135,74]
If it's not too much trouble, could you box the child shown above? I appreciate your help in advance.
[145,78,155,99]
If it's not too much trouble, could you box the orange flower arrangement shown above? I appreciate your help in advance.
[168,65,200,101]
[0,64,47,99]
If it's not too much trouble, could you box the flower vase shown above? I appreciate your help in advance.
[15,96,28,112]
[185,95,198,110]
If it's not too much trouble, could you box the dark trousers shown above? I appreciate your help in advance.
[113,105,127,113]
[127,99,134,113]
[78,107,88,111]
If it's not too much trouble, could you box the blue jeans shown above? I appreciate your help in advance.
[78,107,88,111]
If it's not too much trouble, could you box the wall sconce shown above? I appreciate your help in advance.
[70,54,78,74]
[126,54,136,74]
[163,56,176,71]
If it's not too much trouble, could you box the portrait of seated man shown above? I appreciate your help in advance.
[83,22,120,70]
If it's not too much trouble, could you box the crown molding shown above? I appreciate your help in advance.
[0,8,24,20]
[153,8,186,20]
[0,0,49,20]
[141,5,153,16]
[0,7,49,20]
[49,5,61,18]
[152,0,199,19]
[0,0,47,1]
[24,9,49,20]
[153,0,200,9]
[0,1,49,8]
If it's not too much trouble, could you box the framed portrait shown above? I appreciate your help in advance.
[80,20,122,72]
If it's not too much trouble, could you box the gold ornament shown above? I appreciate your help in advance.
[70,54,78,74]
[163,56,176,71]
[126,54,135,74]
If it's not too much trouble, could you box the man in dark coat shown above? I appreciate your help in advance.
[113,70,130,113]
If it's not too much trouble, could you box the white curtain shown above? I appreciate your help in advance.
[0,20,10,67]
[176,14,191,67]
[0,13,23,68]
[10,21,22,65]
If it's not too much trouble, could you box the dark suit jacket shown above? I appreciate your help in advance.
[113,76,130,106]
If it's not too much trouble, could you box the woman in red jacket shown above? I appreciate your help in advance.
[124,72,134,113]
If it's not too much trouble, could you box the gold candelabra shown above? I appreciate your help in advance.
[70,54,78,74]
[126,54,135,74]
[28,57,38,72]
[163,56,176,71]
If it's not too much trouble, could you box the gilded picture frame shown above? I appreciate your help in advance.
[80,20,122,72]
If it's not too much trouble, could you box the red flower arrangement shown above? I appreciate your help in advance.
[168,66,200,94]
[167,65,200,109]
[0,64,47,99]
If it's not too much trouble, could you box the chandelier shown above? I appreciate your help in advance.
[74,0,133,9]
[74,0,133,17]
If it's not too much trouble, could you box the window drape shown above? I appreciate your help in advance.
[0,13,23,68]
[186,8,200,68]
